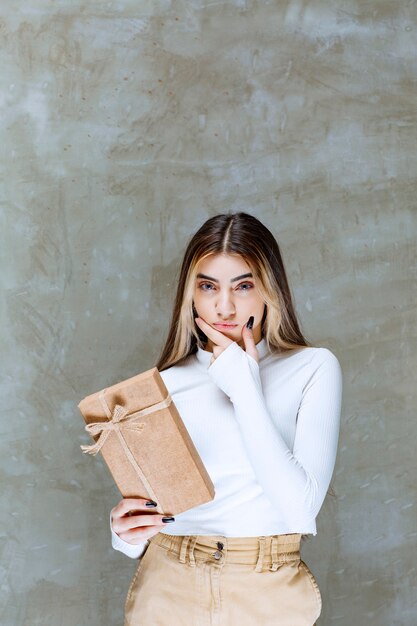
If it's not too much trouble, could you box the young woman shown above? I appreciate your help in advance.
[110,212,343,625]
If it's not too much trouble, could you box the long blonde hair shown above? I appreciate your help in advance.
[156,212,312,371]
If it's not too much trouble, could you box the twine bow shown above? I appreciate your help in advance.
[81,404,145,456]
[80,388,172,511]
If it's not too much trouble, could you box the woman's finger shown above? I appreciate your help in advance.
[111,497,155,519]
[112,512,166,534]
[195,317,233,349]
[118,524,163,545]
[241,317,259,363]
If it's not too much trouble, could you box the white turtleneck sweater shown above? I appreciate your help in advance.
[110,337,343,559]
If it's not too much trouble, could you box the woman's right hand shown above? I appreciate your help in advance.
[110,498,175,545]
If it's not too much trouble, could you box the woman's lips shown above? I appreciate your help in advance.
[213,323,238,328]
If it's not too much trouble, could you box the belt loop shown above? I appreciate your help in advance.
[179,536,190,563]
[269,536,279,572]
[255,536,266,572]
[188,536,198,567]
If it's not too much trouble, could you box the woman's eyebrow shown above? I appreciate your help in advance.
[196,272,253,283]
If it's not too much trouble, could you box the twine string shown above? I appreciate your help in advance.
[80,388,172,511]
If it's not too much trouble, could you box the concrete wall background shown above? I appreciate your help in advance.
[1,2,416,624]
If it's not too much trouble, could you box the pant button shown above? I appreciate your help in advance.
[213,550,222,560]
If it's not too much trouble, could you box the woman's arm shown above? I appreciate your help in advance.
[207,342,343,526]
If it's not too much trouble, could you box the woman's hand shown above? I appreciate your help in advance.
[111,498,175,545]
[195,316,259,365]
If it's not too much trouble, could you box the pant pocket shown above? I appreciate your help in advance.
[299,560,322,618]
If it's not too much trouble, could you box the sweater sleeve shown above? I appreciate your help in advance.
[110,511,150,559]
[206,342,343,526]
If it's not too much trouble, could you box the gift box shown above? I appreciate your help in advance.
[78,366,215,517]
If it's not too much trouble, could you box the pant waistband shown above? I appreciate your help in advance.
[150,533,302,573]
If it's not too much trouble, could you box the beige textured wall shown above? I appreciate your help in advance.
[1,2,416,624]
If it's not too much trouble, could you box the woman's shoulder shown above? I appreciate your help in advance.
[304,345,340,361]
[268,344,341,371]
[158,352,197,382]
[296,345,343,384]
[270,344,338,358]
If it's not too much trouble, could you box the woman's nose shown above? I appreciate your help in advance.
[215,293,236,316]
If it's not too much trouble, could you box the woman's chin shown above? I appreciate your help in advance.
[219,328,239,337]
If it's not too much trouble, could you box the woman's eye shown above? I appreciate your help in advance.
[238,282,253,291]
[198,282,253,291]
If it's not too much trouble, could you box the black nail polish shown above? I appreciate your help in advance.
[162,516,175,523]
[145,500,158,507]
[246,316,254,329]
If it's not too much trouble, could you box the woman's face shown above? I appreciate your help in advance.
[192,253,266,350]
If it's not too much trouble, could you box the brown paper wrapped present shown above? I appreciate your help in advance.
[78,367,215,517]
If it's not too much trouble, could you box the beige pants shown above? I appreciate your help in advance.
[124,532,321,625]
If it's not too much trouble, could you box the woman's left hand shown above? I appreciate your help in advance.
[195,316,259,366]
